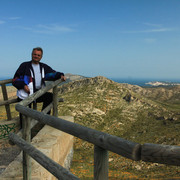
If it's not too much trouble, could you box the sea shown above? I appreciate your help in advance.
[109,77,180,87]
[1,77,180,87]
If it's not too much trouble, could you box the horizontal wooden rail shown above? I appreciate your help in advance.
[28,97,64,130]
[0,79,12,85]
[16,104,141,161]
[4,77,180,179]
[0,98,18,106]
[11,92,64,142]
[141,143,180,166]
[18,79,62,107]
[1,81,13,120]
[16,104,180,166]
[9,133,79,180]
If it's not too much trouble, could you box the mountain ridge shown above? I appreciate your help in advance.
[57,75,180,143]
[57,76,180,178]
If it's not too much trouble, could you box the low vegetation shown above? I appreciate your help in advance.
[1,76,180,179]
[58,76,180,179]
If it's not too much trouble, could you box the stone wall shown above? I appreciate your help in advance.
[0,116,74,180]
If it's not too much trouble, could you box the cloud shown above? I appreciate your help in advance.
[0,20,5,24]
[144,38,156,43]
[0,17,21,25]
[143,23,162,28]
[15,26,32,31]
[143,28,174,33]
[8,17,21,20]
[120,28,174,33]
[16,24,75,34]
[120,22,176,34]
[34,24,74,34]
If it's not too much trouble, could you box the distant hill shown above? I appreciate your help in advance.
[58,76,180,179]
[64,73,86,82]
[146,81,180,86]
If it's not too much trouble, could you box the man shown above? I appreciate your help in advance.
[13,47,66,127]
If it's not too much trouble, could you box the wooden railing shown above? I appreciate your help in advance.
[0,79,19,139]
[1,78,180,179]
[0,79,18,120]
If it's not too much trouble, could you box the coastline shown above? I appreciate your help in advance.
[1,76,180,88]
[110,78,180,87]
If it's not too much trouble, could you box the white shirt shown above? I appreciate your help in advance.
[32,63,42,89]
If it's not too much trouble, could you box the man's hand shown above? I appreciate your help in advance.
[61,75,66,81]
[24,85,30,94]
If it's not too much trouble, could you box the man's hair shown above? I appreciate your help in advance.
[32,47,43,56]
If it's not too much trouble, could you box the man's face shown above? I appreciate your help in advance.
[32,50,42,64]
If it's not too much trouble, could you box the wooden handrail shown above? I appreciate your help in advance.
[15,103,141,161]
[0,79,12,85]
[3,77,180,179]
[15,104,180,166]
[18,79,62,107]
[0,98,18,106]
[141,143,180,165]
[9,133,79,180]
[0,79,13,120]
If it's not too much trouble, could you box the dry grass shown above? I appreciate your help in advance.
[57,77,180,179]
[1,78,180,179]
[0,86,17,121]
[0,86,17,101]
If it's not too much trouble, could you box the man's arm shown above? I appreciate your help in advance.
[45,72,66,81]
[12,62,30,93]
[43,63,66,81]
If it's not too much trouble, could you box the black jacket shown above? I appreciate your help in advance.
[12,61,64,99]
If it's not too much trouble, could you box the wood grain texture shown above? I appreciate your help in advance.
[9,132,79,180]
[53,85,58,117]
[16,104,141,161]
[22,115,31,180]
[94,145,108,180]
[141,143,180,166]
[0,79,12,85]
[0,98,18,106]
[1,84,12,120]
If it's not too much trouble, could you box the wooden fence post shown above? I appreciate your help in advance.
[33,101,37,110]
[1,84,12,120]
[53,85,58,117]
[94,145,109,180]
[22,115,31,180]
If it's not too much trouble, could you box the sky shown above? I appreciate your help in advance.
[0,0,180,80]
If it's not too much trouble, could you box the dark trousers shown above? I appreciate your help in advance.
[36,92,53,114]
[18,92,53,129]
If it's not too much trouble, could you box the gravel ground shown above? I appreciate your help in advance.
[0,139,21,174]
[0,87,19,174]
[0,87,44,175]
[0,122,44,175]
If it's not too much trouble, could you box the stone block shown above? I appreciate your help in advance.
[0,116,74,179]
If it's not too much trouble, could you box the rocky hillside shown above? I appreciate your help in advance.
[58,76,180,136]
[64,73,86,82]
[58,76,180,179]
[129,83,180,104]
